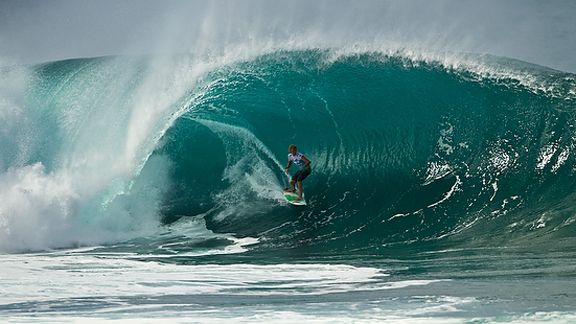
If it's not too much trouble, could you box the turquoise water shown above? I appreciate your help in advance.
[1,50,576,322]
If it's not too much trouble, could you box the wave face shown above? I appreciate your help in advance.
[1,50,576,253]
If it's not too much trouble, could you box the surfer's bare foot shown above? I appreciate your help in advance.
[295,196,303,201]
[284,187,295,193]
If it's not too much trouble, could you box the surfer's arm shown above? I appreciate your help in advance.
[285,160,292,173]
[302,155,311,167]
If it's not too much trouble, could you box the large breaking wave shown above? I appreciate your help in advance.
[1,49,576,253]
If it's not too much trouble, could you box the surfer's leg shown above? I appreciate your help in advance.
[288,171,302,192]
[297,181,303,199]
[287,179,296,192]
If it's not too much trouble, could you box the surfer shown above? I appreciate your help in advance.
[284,144,311,201]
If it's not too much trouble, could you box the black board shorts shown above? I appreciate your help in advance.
[292,166,311,182]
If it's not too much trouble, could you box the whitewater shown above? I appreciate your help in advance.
[2,2,576,323]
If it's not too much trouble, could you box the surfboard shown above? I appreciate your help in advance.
[283,191,307,206]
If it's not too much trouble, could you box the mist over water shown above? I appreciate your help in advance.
[0,0,575,72]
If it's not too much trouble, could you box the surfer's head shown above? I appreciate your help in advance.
[288,144,297,154]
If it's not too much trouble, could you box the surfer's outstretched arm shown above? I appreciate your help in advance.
[285,160,292,173]
[284,160,296,192]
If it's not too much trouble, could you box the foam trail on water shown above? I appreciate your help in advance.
[193,118,287,220]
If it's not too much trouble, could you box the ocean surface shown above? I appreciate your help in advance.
[1,49,576,323]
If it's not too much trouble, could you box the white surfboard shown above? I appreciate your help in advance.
[283,191,307,206]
